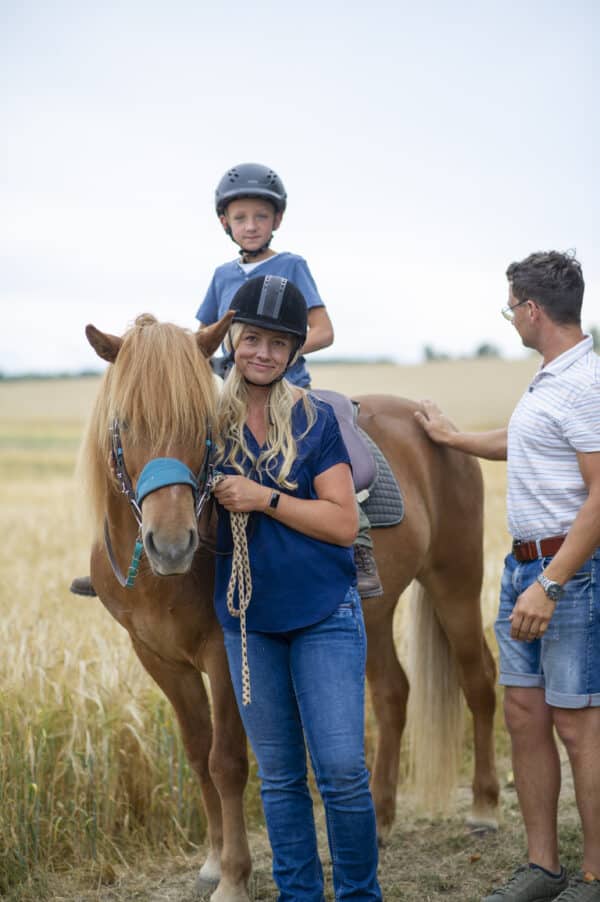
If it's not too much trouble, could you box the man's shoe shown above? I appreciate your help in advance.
[69,576,97,597]
[482,864,567,902]
[354,544,384,598]
[555,872,600,901]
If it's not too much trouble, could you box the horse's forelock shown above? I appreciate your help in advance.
[110,319,217,450]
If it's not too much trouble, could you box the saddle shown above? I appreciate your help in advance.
[311,389,404,528]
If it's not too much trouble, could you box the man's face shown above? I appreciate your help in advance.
[220,198,282,253]
[506,285,535,349]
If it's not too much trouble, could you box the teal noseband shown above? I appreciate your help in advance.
[136,457,199,505]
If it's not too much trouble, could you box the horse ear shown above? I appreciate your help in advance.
[85,325,123,362]
[196,311,235,359]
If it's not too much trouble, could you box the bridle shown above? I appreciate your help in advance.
[105,418,216,588]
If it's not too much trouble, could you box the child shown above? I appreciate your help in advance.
[213,273,382,900]
[198,162,382,598]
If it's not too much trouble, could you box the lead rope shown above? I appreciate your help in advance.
[211,473,253,705]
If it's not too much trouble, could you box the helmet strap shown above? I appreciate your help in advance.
[223,224,274,262]
[237,238,273,262]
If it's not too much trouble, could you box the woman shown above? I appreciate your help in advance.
[212,274,382,901]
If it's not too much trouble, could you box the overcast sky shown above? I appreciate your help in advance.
[2,0,598,374]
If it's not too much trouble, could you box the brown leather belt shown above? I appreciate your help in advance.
[512,535,566,562]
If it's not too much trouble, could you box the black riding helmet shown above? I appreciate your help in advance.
[230,275,307,343]
[215,163,287,216]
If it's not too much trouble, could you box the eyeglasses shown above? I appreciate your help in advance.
[501,298,529,322]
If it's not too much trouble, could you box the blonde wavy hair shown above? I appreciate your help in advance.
[215,323,317,489]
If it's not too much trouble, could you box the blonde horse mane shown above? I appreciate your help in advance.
[77,314,218,541]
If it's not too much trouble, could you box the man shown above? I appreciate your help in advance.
[415,250,600,902]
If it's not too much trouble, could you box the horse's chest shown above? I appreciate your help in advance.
[129,603,208,661]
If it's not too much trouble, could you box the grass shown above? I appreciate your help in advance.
[0,361,580,901]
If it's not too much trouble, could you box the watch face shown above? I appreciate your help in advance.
[546,583,562,602]
[538,574,562,602]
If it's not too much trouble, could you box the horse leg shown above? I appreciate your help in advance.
[423,576,500,829]
[203,647,254,902]
[130,638,251,902]
[363,599,409,844]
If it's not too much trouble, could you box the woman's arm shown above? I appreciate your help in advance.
[212,462,358,546]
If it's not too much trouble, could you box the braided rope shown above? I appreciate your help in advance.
[212,474,253,705]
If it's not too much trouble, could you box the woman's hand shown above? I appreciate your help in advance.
[213,475,270,513]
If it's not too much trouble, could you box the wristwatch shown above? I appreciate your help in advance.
[268,490,281,510]
[536,572,563,603]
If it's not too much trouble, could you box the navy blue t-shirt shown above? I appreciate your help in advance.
[214,397,356,633]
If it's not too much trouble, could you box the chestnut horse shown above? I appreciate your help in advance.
[78,313,498,902]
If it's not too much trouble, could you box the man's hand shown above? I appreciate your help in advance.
[213,475,270,513]
[414,400,459,446]
[509,580,556,641]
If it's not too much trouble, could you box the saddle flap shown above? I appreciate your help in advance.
[311,389,376,493]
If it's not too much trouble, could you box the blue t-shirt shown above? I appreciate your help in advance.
[214,397,356,633]
[196,252,325,387]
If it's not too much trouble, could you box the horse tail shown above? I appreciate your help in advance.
[405,580,463,812]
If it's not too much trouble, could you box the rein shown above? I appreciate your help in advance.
[106,418,215,588]
[211,473,253,706]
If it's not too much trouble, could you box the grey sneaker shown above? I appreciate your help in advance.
[482,864,567,902]
[555,872,600,901]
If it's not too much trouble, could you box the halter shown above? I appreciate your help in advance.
[106,418,215,588]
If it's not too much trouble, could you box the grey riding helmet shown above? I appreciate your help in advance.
[215,163,287,216]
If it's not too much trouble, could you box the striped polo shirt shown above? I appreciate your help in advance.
[507,335,600,541]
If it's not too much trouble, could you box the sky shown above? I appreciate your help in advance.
[1,0,599,374]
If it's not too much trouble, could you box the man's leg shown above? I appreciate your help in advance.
[553,707,600,877]
[505,686,562,871]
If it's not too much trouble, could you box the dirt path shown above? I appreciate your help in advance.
[36,757,583,902]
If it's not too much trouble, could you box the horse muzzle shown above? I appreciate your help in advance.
[143,522,199,575]
[139,480,200,576]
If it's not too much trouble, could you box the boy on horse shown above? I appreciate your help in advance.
[198,162,383,598]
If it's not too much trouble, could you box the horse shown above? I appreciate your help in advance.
[78,312,499,902]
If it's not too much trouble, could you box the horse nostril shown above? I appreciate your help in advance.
[145,531,157,555]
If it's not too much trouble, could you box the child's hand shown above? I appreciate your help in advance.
[213,475,270,513]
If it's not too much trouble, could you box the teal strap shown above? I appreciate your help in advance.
[125,539,144,588]
[136,457,198,505]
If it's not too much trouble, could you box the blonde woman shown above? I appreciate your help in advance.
[212,274,382,901]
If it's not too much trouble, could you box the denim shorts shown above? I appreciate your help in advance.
[494,550,600,708]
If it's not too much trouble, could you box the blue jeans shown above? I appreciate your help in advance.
[223,586,381,901]
[495,550,600,707]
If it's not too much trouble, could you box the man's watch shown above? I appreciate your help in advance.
[536,572,563,603]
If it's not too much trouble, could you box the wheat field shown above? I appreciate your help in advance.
[0,356,539,900]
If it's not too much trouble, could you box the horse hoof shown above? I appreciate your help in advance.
[466,815,498,836]
[195,870,219,894]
